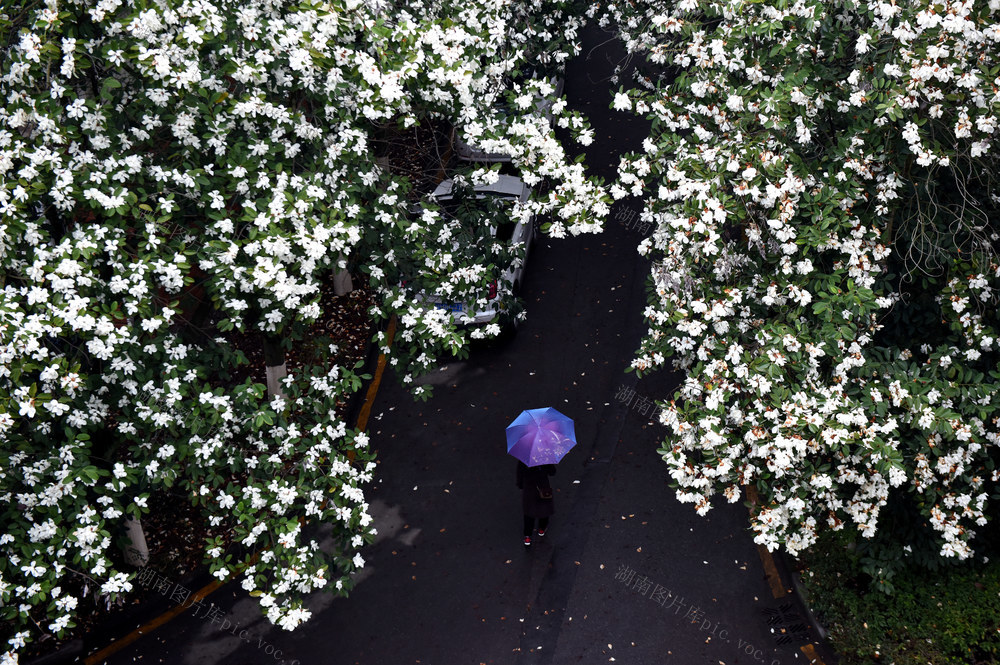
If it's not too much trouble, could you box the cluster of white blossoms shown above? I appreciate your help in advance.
[601,0,1000,571]
[361,2,608,376]
[0,0,605,660]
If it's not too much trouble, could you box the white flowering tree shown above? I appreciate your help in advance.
[360,2,609,391]
[0,0,606,660]
[601,0,1000,587]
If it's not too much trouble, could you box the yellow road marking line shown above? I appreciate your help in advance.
[757,543,787,598]
[355,315,396,433]
[84,578,222,665]
[746,487,831,661]
[744,485,787,598]
[85,316,398,663]
[800,643,827,664]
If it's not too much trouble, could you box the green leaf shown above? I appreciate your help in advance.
[100,77,121,101]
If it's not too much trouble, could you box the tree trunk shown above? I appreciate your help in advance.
[262,334,286,398]
[333,269,353,296]
[123,516,149,567]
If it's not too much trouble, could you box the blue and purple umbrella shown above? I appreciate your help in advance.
[506,407,577,467]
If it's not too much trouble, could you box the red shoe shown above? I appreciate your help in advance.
[537,528,546,537]
[523,536,532,547]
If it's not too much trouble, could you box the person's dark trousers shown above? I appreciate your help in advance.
[524,516,549,537]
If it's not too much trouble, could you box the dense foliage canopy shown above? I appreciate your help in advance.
[0,0,605,660]
[603,0,1000,586]
[9,0,1000,659]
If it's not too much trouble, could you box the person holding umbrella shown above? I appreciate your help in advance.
[517,461,556,546]
[506,407,577,547]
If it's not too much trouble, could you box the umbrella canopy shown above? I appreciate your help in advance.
[506,407,577,466]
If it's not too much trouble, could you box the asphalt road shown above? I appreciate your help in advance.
[101,23,825,665]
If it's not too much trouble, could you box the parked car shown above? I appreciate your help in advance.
[454,74,565,163]
[411,174,537,333]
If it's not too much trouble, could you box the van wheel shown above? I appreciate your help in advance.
[497,286,521,342]
[498,319,519,342]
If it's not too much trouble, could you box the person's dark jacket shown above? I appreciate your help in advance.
[517,461,556,518]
